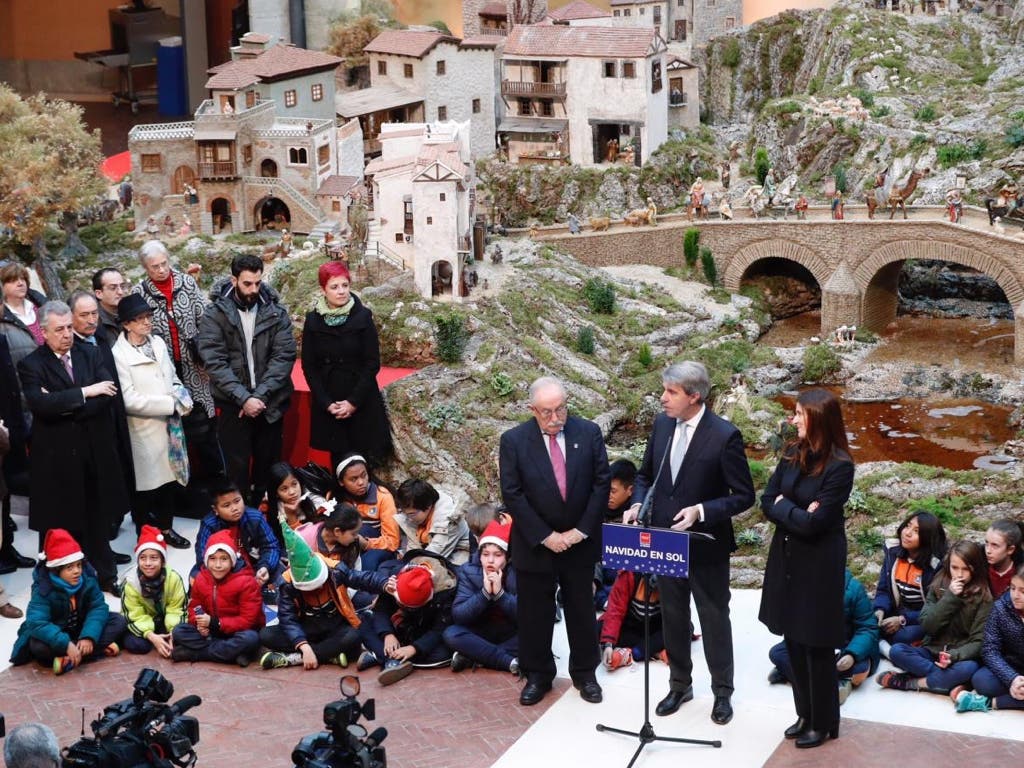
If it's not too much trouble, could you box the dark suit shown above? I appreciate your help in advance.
[499,415,610,686]
[759,453,854,734]
[17,344,130,583]
[632,409,754,697]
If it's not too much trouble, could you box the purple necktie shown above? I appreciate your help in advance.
[549,433,567,501]
[61,353,74,382]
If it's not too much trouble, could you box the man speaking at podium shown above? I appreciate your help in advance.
[625,361,754,725]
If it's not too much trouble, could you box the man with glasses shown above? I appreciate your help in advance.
[92,267,129,343]
[499,376,609,707]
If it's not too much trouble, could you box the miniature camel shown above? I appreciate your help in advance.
[867,168,929,220]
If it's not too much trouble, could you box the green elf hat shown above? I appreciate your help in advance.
[283,524,328,591]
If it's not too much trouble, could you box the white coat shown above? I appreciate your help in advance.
[112,333,188,491]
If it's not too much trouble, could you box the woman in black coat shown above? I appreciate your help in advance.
[301,262,393,472]
[759,388,854,749]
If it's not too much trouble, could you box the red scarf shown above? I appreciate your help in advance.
[153,276,181,360]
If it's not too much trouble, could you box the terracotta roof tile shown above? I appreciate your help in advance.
[460,36,503,48]
[364,29,460,58]
[316,175,360,196]
[504,25,657,58]
[240,32,272,44]
[479,1,509,16]
[610,0,660,5]
[547,0,611,20]
[205,44,343,89]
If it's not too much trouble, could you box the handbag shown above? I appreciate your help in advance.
[294,462,334,498]
[167,414,191,487]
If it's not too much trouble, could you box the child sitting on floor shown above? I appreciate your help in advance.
[953,563,1024,712]
[357,550,458,686]
[599,571,666,671]
[172,530,264,666]
[768,569,879,704]
[878,540,992,695]
[335,454,399,571]
[394,479,471,566]
[266,461,334,546]
[259,525,391,670]
[984,519,1024,599]
[120,526,187,657]
[595,459,636,611]
[10,529,126,675]
[444,519,518,674]
[304,504,363,568]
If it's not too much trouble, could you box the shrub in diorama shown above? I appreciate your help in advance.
[576,326,596,355]
[754,148,771,186]
[683,227,700,269]
[582,278,616,314]
[700,247,717,286]
[801,344,841,383]
[434,311,469,362]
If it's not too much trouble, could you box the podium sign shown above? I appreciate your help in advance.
[602,523,689,578]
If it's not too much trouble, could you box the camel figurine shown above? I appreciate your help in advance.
[866,168,929,220]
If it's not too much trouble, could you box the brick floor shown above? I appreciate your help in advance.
[0,654,567,767]
[763,717,1024,767]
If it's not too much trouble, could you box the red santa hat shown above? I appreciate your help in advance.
[135,525,167,559]
[43,528,85,568]
[478,519,511,553]
[204,530,239,567]
[395,564,434,608]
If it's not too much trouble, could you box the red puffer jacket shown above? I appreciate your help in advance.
[187,563,265,636]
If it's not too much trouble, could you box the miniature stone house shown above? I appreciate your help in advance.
[499,25,668,166]
[666,54,699,129]
[129,35,361,237]
[545,0,614,26]
[365,122,474,300]
[337,29,499,162]
[463,0,549,38]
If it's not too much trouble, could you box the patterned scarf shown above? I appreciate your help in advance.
[314,295,355,327]
[139,566,166,603]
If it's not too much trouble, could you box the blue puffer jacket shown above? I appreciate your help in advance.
[842,570,880,666]
[981,590,1024,688]
[10,562,109,664]
[195,507,281,576]
[450,559,517,629]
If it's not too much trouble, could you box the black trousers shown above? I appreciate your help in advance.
[517,560,600,687]
[133,481,183,532]
[217,409,284,506]
[785,637,840,732]
[260,618,361,663]
[182,408,225,483]
[659,557,734,696]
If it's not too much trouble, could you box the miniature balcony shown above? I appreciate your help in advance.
[198,161,237,180]
[501,81,567,98]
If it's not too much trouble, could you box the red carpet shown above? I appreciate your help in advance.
[101,151,131,182]
[283,363,417,467]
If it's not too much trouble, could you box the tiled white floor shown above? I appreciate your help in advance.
[2,503,1021,767]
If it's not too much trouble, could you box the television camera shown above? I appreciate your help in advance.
[291,675,387,768]
[62,668,201,768]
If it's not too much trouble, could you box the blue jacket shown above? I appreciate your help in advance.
[842,570,880,666]
[450,558,517,629]
[369,550,457,657]
[10,562,109,664]
[873,543,941,626]
[981,591,1024,688]
[195,507,281,576]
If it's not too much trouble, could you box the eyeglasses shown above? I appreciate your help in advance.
[104,282,130,293]
[533,404,568,419]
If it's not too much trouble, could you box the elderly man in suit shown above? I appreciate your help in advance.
[626,361,754,725]
[17,301,130,595]
[500,376,610,706]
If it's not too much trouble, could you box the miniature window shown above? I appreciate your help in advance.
[426,217,433,224]
[243,144,253,163]
[437,60,446,75]
[141,154,162,173]
[288,147,308,164]
[438,105,448,121]
[284,89,297,108]
[311,83,324,102]
[603,60,617,78]
[614,9,620,14]
[332,200,342,212]
[622,61,636,78]
[317,144,330,166]
[472,98,481,113]
[440,193,446,201]
[404,63,413,78]
[395,232,404,243]
[651,59,662,92]
[624,8,631,15]
[724,16,735,28]
[378,61,387,75]
[653,5,661,23]
[518,98,531,115]
[640,6,645,14]
[541,100,553,116]
[678,0,684,5]
[707,0,716,6]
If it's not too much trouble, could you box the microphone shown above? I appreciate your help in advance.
[364,726,388,749]
[638,423,675,528]
[166,695,202,720]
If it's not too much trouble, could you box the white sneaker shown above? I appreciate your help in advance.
[878,640,891,660]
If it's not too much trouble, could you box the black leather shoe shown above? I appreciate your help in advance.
[1,546,35,568]
[112,551,132,565]
[577,680,603,703]
[0,560,16,576]
[711,695,733,725]
[162,529,191,550]
[655,687,694,716]
[795,725,838,749]
[519,681,552,706]
[784,717,808,739]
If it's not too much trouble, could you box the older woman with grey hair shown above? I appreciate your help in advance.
[133,240,224,493]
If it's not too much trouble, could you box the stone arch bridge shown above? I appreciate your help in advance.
[546,217,1024,363]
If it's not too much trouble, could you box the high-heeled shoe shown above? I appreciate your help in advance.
[784,718,808,739]
[795,724,839,749]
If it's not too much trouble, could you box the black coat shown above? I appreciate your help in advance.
[300,296,393,464]
[499,415,610,574]
[17,344,130,533]
[0,334,27,497]
[758,453,854,648]
[631,410,755,566]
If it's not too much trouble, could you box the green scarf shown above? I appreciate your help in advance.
[315,295,355,326]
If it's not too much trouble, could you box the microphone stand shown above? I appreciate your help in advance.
[597,423,721,767]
